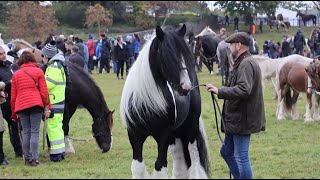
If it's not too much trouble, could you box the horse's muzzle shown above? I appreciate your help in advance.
[101,143,111,153]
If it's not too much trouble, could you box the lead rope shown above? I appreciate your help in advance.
[210,92,232,179]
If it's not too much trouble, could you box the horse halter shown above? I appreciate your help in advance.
[93,113,112,138]
[197,39,217,61]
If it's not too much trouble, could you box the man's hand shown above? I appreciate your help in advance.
[206,84,218,94]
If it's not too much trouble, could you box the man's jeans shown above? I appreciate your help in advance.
[220,134,252,179]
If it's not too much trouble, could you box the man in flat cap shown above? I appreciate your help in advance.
[206,32,266,179]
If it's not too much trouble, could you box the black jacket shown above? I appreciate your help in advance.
[114,43,127,62]
[0,60,14,108]
[218,55,266,134]
[101,38,111,59]
[69,53,85,69]
[282,41,290,56]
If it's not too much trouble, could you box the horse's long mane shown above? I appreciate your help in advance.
[66,61,108,112]
[9,39,34,51]
[120,36,168,126]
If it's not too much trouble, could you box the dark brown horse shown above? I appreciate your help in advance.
[296,11,317,26]
[277,14,283,22]
[276,58,320,122]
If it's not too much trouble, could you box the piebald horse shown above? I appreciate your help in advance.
[120,24,210,179]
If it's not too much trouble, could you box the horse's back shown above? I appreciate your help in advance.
[280,61,309,92]
[277,54,312,73]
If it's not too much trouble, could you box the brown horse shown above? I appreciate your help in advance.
[276,58,320,122]
[296,11,317,26]
[8,39,42,63]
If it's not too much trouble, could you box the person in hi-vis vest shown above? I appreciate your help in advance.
[41,41,66,162]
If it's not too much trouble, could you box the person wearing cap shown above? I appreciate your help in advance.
[0,46,23,159]
[41,41,67,162]
[206,32,266,179]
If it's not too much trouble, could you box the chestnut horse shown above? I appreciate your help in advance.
[276,57,320,122]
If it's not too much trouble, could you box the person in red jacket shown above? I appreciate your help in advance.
[87,34,95,74]
[10,51,51,166]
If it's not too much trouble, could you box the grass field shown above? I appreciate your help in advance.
[1,24,320,179]
[2,67,320,179]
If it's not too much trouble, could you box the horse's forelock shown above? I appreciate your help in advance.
[152,31,193,83]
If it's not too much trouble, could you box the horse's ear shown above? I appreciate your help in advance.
[156,26,164,41]
[111,110,115,114]
[178,24,186,37]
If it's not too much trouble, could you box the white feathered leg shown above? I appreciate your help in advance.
[169,138,188,179]
[187,141,208,179]
[131,160,151,179]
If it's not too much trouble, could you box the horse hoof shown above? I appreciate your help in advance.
[304,117,314,122]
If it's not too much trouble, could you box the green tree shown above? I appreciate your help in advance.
[51,1,87,28]
[214,1,281,16]
[129,1,155,29]
[280,1,309,12]
[0,1,21,23]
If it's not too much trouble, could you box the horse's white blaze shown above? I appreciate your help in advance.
[169,138,188,179]
[152,167,169,179]
[187,140,208,179]
[180,58,192,91]
[120,35,168,126]
[131,160,151,179]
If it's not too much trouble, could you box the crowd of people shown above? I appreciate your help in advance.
[0,31,141,167]
[34,32,141,80]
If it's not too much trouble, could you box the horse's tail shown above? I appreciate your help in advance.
[197,116,211,177]
[284,86,293,111]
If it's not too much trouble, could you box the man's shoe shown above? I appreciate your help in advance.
[0,159,9,165]
[25,159,32,166]
[30,160,40,166]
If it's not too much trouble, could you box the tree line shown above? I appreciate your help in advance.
[1,1,318,42]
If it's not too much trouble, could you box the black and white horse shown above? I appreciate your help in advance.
[120,24,210,179]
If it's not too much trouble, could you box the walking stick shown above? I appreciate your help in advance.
[43,93,55,150]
